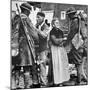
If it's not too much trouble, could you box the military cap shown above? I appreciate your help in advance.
[20,3,32,11]
[66,7,76,15]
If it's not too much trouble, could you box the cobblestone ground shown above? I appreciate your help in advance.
[11,63,87,90]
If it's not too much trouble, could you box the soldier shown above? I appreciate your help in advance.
[36,12,50,87]
[12,3,39,89]
[65,7,87,84]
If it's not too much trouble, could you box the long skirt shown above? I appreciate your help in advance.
[51,45,70,84]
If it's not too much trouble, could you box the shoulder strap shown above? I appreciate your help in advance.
[78,15,81,36]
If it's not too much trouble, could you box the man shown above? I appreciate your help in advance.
[36,12,50,87]
[12,3,39,89]
[65,7,85,84]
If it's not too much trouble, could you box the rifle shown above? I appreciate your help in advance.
[16,3,36,63]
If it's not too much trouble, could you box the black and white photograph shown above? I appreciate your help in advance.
[11,0,88,89]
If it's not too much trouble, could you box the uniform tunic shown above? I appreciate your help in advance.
[65,17,84,65]
[12,13,39,88]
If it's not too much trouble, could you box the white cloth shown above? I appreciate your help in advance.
[51,45,70,84]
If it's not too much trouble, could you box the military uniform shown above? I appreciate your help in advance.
[36,21,50,86]
[65,7,87,84]
[11,3,39,88]
[66,16,82,65]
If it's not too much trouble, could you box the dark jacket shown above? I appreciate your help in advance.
[36,22,49,52]
[50,27,64,46]
[12,13,39,66]
[66,16,82,65]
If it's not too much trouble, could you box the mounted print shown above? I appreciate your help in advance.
[11,0,88,89]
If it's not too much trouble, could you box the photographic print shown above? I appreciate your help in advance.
[11,0,88,89]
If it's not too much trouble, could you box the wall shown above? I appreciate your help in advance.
[41,2,88,36]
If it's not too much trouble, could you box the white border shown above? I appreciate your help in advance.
[0,0,89,90]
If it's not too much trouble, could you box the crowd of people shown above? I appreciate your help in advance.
[11,2,88,89]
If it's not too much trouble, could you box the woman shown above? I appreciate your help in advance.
[49,18,70,85]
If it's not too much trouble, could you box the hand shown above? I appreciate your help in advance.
[37,61,40,65]
[63,37,67,40]
[59,43,63,47]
